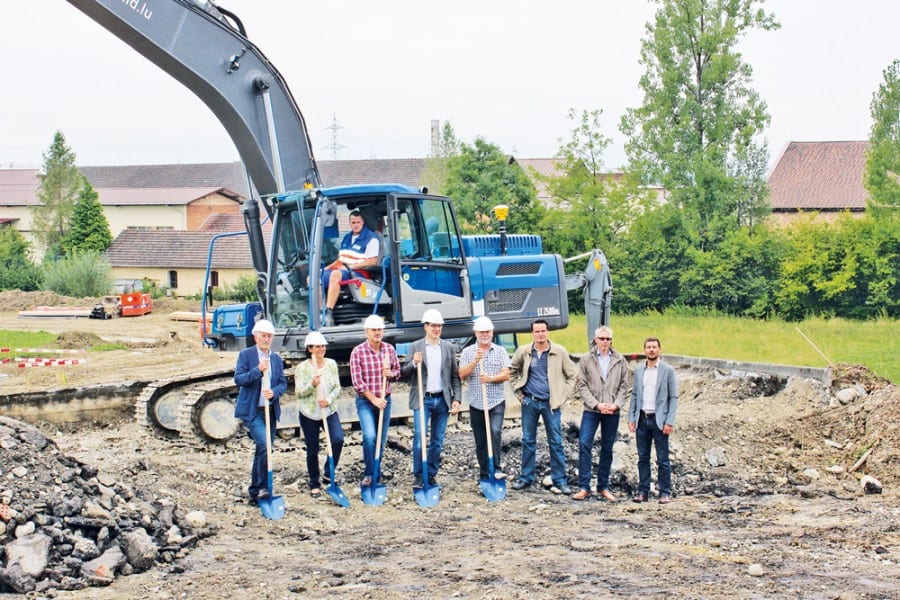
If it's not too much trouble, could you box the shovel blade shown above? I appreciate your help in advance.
[360,482,387,506]
[479,478,506,502]
[326,484,350,508]
[258,494,286,520]
[414,483,441,508]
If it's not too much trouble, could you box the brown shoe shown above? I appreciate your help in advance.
[659,495,672,504]
[571,489,591,501]
[599,489,617,503]
[632,493,647,503]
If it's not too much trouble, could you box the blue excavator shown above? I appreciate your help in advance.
[66,0,612,446]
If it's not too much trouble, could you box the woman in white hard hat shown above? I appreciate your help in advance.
[294,331,343,498]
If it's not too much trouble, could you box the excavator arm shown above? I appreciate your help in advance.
[66,0,323,277]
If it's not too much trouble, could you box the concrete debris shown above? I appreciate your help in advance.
[0,416,214,593]
[860,474,883,495]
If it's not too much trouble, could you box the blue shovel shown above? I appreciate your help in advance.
[259,369,286,519]
[315,360,349,507]
[413,362,440,507]
[479,365,506,502]
[361,359,389,506]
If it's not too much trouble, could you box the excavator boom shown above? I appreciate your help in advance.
[66,0,321,196]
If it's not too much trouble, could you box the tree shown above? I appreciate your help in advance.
[32,131,83,259]
[0,227,42,291]
[864,59,900,218]
[443,138,543,234]
[538,109,653,258]
[61,177,113,254]
[420,121,462,195]
[620,0,777,248]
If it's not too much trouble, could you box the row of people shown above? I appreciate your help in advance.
[232,312,678,506]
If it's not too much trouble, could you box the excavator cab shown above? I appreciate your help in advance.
[267,184,475,357]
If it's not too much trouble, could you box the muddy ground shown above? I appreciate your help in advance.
[2,291,899,599]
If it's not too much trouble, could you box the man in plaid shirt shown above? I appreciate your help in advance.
[350,314,401,486]
[459,316,511,483]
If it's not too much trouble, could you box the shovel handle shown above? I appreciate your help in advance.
[313,358,335,459]
[373,353,389,462]
[416,361,428,467]
[479,359,495,461]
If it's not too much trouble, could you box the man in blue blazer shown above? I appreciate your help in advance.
[627,337,678,504]
[234,319,288,504]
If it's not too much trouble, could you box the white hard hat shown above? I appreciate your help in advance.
[473,316,494,332]
[252,319,275,335]
[363,314,385,329]
[305,331,327,347]
[421,309,445,325]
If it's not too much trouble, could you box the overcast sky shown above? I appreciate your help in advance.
[2,1,897,173]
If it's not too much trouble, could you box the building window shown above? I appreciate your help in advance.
[210,271,219,287]
[168,270,178,289]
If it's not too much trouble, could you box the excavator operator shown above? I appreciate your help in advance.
[322,209,380,326]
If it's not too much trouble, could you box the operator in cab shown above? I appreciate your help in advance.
[322,210,380,326]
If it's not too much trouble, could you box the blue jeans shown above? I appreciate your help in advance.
[519,395,567,487]
[636,412,671,496]
[577,410,620,492]
[470,402,505,480]
[241,406,277,497]
[299,411,344,490]
[412,395,450,479]
[356,395,391,479]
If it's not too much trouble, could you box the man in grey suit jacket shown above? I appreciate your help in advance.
[627,337,678,504]
[401,309,462,487]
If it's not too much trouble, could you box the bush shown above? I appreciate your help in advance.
[212,274,258,302]
[42,252,111,297]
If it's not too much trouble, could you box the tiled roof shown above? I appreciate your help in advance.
[197,213,246,232]
[81,163,250,193]
[319,158,426,187]
[93,187,242,206]
[0,168,244,207]
[105,227,268,269]
[768,141,869,211]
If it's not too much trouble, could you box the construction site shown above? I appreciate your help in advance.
[0,290,897,598]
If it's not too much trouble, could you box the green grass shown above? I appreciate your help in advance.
[0,331,124,353]
[0,330,58,350]
[543,313,899,384]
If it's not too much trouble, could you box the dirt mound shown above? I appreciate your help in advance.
[55,332,106,350]
[832,362,893,392]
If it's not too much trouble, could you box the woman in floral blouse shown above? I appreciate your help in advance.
[294,331,343,497]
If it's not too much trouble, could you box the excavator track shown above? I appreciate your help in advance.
[176,377,242,449]
[135,369,235,440]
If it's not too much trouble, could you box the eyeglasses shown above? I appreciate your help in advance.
[596,337,612,341]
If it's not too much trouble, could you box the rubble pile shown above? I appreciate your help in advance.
[0,416,214,593]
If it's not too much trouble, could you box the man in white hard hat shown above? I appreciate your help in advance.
[233,319,287,505]
[458,316,511,484]
[349,314,401,487]
[401,309,461,487]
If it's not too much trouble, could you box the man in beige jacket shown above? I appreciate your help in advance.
[572,326,629,501]
[510,319,577,494]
